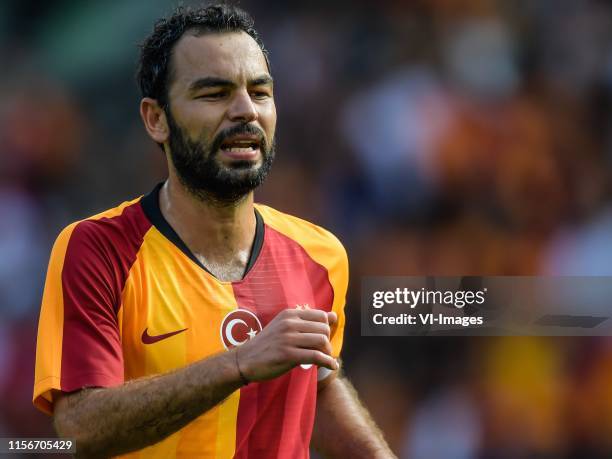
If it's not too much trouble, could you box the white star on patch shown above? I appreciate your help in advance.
[247,328,258,339]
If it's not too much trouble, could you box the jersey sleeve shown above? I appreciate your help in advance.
[317,241,349,383]
[33,221,125,415]
[328,242,349,360]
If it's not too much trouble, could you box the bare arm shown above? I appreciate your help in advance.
[312,375,396,459]
[54,351,242,458]
[54,308,338,458]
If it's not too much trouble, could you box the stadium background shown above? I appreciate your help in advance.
[2,0,612,457]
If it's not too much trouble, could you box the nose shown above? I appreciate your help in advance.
[227,89,258,123]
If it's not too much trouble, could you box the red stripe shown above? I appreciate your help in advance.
[60,201,151,392]
[232,226,334,458]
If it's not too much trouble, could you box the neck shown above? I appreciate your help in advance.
[159,175,257,281]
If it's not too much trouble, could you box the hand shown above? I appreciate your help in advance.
[235,308,338,382]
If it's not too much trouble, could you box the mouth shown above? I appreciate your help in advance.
[219,135,262,160]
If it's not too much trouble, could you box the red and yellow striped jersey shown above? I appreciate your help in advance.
[33,183,348,458]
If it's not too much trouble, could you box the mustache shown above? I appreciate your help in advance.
[211,124,267,154]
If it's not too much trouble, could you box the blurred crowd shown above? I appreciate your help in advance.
[2,0,612,457]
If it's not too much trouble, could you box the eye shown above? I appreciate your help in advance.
[250,91,271,100]
[196,91,228,100]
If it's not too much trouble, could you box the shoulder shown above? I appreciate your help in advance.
[256,204,346,252]
[41,196,152,312]
[56,196,149,245]
[51,196,151,271]
[255,204,348,267]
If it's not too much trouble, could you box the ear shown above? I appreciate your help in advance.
[140,97,169,144]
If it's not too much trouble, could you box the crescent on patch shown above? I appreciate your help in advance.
[219,308,263,350]
[226,318,248,347]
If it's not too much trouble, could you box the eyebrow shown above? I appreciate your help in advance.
[188,75,274,92]
[249,75,274,86]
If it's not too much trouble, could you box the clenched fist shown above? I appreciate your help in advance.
[234,308,338,382]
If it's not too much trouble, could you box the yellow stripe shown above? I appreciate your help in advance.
[120,231,150,382]
[172,239,241,458]
[215,391,241,458]
[124,228,242,457]
[33,222,78,414]
[88,196,142,221]
[254,204,349,357]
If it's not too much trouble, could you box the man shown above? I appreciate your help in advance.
[33,4,395,458]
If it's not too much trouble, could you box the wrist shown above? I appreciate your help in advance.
[233,347,250,386]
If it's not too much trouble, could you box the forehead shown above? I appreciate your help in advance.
[170,31,269,86]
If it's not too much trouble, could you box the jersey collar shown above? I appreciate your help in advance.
[140,182,265,280]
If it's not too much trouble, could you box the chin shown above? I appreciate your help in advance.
[225,159,259,170]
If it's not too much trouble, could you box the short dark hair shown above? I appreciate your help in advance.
[136,4,270,110]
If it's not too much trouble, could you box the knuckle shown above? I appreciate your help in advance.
[280,319,293,332]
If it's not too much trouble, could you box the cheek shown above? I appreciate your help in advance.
[261,103,277,140]
[177,105,223,142]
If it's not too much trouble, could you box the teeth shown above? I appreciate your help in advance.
[224,146,254,152]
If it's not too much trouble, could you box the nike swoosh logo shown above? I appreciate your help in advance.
[141,327,188,344]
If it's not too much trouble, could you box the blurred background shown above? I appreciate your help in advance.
[2,0,612,457]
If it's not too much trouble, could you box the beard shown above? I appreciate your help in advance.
[166,111,275,205]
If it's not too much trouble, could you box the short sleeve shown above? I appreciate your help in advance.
[33,221,125,415]
[329,243,349,359]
